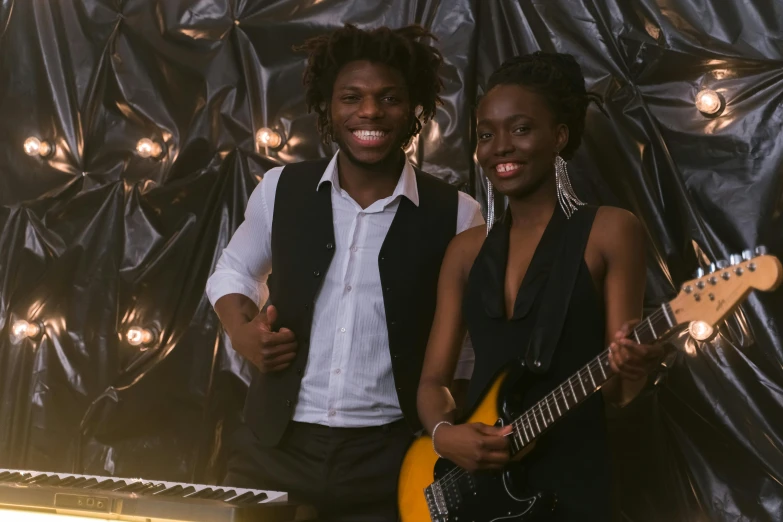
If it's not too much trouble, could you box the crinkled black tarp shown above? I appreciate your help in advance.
[0,1,781,520]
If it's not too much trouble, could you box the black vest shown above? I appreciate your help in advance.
[243,158,459,447]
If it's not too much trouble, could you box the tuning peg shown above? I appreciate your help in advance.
[693,267,705,278]
[755,245,768,256]
[708,262,718,274]
[742,249,753,261]
[729,254,742,265]
[715,259,729,269]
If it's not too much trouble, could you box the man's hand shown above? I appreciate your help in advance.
[229,305,298,372]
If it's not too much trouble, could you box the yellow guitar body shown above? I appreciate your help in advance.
[398,370,535,521]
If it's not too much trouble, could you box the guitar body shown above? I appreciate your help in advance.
[398,251,783,521]
[398,360,556,522]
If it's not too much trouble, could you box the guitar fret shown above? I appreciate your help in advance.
[598,356,607,379]
[586,364,596,388]
[553,392,562,417]
[646,316,656,338]
[538,403,548,426]
[578,374,587,396]
[568,380,577,402]
[633,329,641,344]
[533,412,541,433]
[662,303,674,327]
[513,426,524,449]
[517,417,530,444]
[560,385,570,409]
[545,397,554,422]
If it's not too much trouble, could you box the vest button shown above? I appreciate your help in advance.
[534,360,541,368]
[304,303,310,310]
[385,287,390,292]
[286,399,292,407]
[326,242,334,250]
[296,368,302,376]
[313,270,321,277]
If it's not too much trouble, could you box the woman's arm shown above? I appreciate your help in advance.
[595,207,664,407]
[417,230,511,471]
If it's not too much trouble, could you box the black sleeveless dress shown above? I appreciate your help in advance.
[463,205,612,521]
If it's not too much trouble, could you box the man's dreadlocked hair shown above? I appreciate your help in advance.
[485,51,602,160]
[294,24,444,147]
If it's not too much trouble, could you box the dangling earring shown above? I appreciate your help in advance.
[555,153,585,218]
[486,177,495,236]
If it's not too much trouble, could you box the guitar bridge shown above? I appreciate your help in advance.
[424,482,449,521]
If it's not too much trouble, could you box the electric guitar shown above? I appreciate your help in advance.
[398,248,782,522]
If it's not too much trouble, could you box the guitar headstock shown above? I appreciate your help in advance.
[670,247,782,331]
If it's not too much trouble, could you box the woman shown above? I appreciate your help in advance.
[416,52,664,520]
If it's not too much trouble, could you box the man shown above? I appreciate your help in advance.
[206,24,483,521]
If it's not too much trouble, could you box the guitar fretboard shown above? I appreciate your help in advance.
[508,302,675,452]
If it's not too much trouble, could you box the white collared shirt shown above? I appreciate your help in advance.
[206,152,483,427]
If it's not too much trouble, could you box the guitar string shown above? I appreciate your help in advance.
[432,307,669,492]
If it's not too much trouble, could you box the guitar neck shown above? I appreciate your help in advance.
[508,302,676,453]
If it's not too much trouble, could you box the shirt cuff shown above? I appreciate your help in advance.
[205,274,268,309]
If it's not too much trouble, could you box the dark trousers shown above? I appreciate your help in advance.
[223,419,412,522]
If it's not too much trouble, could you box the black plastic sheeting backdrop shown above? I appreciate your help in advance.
[0,0,782,520]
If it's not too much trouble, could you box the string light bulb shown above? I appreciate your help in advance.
[24,137,53,158]
[136,138,164,159]
[126,326,155,347]
[256,128,282,149]
[11,320,41,340]
[695,89,724,116]
[689,320,714,341]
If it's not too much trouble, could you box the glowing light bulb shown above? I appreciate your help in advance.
[689,321,714,341]
[24,137,53,157]
[12,320,41,339]
[256,128,282,149]
[126,326,155,346]
[695,89,724,116]
[136,138,163,159]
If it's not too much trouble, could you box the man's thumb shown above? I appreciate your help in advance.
[265,305,278,328]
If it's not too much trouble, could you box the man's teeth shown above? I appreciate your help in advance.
[496,163,521,173]
[353,130,387,141]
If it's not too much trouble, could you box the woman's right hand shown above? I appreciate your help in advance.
[433,422,512,471]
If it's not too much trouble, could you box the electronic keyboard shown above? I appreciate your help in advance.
[0,469,308,521]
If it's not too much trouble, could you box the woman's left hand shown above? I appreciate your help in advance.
[608,320,665,381]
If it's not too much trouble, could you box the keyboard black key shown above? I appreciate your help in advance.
[157,485,183,496]
[188,488,215,498]
[247,492,268,503]
[211,489,237,501]
[231,492,255,503]
[116,481,148,492]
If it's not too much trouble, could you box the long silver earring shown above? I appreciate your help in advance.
[486,178,495,236]
[555,154,585,218]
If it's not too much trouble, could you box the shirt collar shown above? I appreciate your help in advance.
[316,151,420,207]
